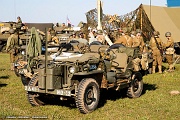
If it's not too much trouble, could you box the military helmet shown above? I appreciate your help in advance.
[136,29,142,34]
[165,32,171,37]
[153,31,159,36]
[131,31,136,35]
[122,28,128,33]
[9,29,15,34]
[97,30,103,34]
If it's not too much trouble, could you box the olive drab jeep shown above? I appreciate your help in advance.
[16,42,146,114]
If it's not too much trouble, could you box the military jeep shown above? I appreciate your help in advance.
[17,42,145,114]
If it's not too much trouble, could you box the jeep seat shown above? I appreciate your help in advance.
[89,45,109,53]
[111,53,128,72]
[118,47,135,57]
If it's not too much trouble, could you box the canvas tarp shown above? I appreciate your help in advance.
[142,5,180,42]
[25,23,53,33]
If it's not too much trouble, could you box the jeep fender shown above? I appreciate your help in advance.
[131,72,142,81]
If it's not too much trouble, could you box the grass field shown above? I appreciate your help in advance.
[0,53,180,120]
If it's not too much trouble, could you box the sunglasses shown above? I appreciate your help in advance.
[166,36,170,37]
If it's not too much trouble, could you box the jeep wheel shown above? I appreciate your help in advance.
[76,78,100,114]
[127,72,143,98]
[27,75,45,106]
[14,66,20,77]
[21,75,30,86]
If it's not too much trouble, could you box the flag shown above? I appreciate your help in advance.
[67,16,71,27]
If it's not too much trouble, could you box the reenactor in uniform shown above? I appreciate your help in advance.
[5,29,19,70]
[114,28,130,46]
[164,32,175,72]
[16,16,23,33]
[132,31,145,52]
[128,31,136,47]
[47,28,59,44]
[96,30,105,44]
[149,31,163,73]
[131,30,146,72]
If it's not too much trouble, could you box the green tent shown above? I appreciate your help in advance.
[142,4,180,42]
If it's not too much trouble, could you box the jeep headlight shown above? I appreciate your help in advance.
[21,51,25,55]
[69,66,76,73]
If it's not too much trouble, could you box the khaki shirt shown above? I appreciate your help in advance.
[132,36,145,50]
[149,36,163,50]
[164,37,174,54]
[115,35,130,46]
[164,37,174,48]
[96,34,105,43]
[127,37,133,47]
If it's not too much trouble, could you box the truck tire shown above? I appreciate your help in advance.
[76,78,100,114]
[27,75,45,106]
[127,72,143,98]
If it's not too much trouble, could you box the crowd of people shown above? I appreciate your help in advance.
[5,16,176,73]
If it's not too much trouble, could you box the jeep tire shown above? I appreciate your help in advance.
[76,78,100,114]
[27,75,45,106]
[127,72,143,98]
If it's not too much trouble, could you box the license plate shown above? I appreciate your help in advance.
[57,89,71,96]
[25,86,39,92]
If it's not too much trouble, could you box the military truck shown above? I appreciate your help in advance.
[0,22,54,52]
[0,22,29,51]
[15,42,146,114]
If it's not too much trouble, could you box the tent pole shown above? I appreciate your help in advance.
[140,6,143,30]
[150,0,151,22]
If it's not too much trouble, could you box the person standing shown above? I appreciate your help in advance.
[114,29,129,46]
[78,32,89,45]
[128,31,136,47]
[16,16,23,30]
[132,31,145,51]
[96,30,105,44]
[5,29,19,70]
[149,31,163,73]
[164,32,175,72]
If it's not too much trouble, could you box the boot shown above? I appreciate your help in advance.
[152,66,156,73]
[10,63,14,71]
[158,65,162,73]
[168,64,174,72]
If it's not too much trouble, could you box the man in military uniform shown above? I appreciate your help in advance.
[6,29,19,70]
[132,31,145,52]
[114,28,131,46]
[149,31,163,73]
[164,32,175,72]
[78,32,89,45]
[131,30,147,72]
[96,30,105,44]
[47,28,59,44]
[16,16,23,33]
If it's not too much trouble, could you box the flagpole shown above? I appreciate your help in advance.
[66,15,68,26]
